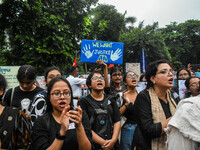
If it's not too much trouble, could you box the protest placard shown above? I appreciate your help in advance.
[178,79,187,99]
[81,39,124,64]
[0,66,20,88]
[125,63,141,76]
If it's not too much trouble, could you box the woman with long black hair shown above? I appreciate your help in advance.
[33,76,92,150]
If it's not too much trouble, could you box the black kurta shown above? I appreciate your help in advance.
[133,89,172,150]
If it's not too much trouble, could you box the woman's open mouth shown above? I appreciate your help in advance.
[59,101,66,108]
[168,78,174,84]
[132,79,137,83]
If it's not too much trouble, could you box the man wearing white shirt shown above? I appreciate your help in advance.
[67,66,86,107]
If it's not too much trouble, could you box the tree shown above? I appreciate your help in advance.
[84,4,126,42]
[124,16,137,32]
[79,4,128,72]
[0,0,98,73]
[119,22,170,66]
[160,20,200,67]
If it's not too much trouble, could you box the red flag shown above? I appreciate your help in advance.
[73,58,77,66]
[108,64,114,68]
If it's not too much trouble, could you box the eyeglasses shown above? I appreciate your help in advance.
[157,69,173,75]
[127,74,138,79]
[190,82,199,87]
[92,76,105,81]
[179,73,189,77]
[51,92,71,100]
[112,73,122,77]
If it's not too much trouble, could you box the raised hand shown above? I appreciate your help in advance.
[96,60,107,67]
[82,44,94,59]
[110,48,122,61]
[60,105,70,135]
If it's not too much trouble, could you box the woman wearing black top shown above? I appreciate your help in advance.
[79,71,121,150]
[30,66,62,125]
[120,71,138,150]
[33,76,92,150]
[4,65,43,115]
[132,60,177,150]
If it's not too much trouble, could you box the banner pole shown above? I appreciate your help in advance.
[85,63,87,73]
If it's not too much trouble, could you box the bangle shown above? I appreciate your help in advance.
[124,104,128,108]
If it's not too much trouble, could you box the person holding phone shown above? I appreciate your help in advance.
[33,76,92,150]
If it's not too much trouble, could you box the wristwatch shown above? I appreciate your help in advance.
[56,132,66,140]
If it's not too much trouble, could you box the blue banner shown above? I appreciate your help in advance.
[140,49,147,73]
[81,39,124,64]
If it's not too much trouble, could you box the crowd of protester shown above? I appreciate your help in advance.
[0,60,200,150]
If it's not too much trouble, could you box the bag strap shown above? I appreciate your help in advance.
[86,95,109,110]
[10,87,15,107]
[86,95,109,126]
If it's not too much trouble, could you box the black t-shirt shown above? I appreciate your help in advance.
[33,111,92,150]
[79,94,120,149]
[122,98,137,124]
[104,85,126,108]
[4,86,43,114]
[79,94,120,126]
[106,85,126,96]
[30,91,47,125]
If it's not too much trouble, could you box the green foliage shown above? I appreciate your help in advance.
[125,16,137,32]
[119,22,169,65]
[84,4,126,42]
[0,0,199,73]
[160,20,200,66]
[0,0,98,73]
[80,4,127,71]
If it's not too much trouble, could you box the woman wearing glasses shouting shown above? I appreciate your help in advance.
[120,71,138,150]
[132,60,177,150]
[33,76,92,150]
[79,71,121,150]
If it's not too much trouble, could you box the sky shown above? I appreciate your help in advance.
[98,0,200,28]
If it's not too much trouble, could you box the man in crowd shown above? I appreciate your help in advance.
[66,66,86,106]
